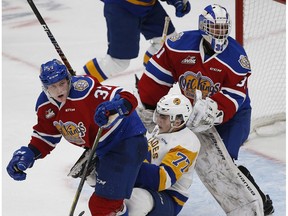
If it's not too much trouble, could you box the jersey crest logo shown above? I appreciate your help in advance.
[179,71,220,100]
[181,55,196,65]
[45,108,55,119]
[53,120,86,145]
[238,55,251,70]
[73,79,89,91]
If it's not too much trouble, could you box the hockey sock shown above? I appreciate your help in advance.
[89,193,124,216]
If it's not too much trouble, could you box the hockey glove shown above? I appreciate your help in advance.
[68,148,97,178]
[68,148,97,187]
[166,0,191,17]
[94,94,130,128]
[187,90,224,132]
[6,146,35,181]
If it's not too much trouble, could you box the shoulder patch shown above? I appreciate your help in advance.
[238,55,251,70]
[169,32,184,42]
[73,79,89,91]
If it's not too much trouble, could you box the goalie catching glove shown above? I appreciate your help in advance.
[187,90,224,132]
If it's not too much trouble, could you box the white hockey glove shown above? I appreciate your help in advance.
[187,90,224,133]
[136,107,155,133]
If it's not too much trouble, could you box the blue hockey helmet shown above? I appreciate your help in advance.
[39,59,71,88]
[199,4,231,53]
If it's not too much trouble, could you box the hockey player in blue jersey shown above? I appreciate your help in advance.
[6,59,148,216]
[82,0,191,82]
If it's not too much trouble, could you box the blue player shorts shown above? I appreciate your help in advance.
[216,108,252,160]
[94,135,148,200]
[104,2,175,59]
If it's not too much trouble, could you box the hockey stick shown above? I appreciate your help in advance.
[27,0,76,76]
[136,16,171,88]
[161,16,171,45]
[69,127,103,216]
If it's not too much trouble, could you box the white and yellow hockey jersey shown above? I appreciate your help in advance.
[135,125,201,212]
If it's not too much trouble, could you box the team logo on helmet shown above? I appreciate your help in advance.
[179,71,220,100]
[238,55,251,70]
[73,79,89,91]
[53,120,86,145]
[173,98,181,105]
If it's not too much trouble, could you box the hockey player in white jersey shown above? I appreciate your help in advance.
[125,93,200,216]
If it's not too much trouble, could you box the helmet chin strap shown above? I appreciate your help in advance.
[169,121,185,133]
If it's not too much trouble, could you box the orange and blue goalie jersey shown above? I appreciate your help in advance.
[138,30,252,123]
[30,76,146,158]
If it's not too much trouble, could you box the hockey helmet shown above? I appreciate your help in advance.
[199,4,231,53]
[153,93,192,129]
[39,59,71,88]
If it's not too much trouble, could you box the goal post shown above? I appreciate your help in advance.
[235,0,286,135]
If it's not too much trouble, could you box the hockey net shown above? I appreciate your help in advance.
[236,0,286,135]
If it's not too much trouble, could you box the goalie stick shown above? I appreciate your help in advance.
[69,127,103,216]
[27,0,76,76]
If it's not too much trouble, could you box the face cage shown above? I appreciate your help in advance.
[200,17,231,53]
[203,20,230,39]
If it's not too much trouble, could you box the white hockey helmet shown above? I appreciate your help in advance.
[153,93,192,129]
[199,4,231,53]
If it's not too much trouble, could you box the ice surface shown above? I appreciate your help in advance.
[2,1,286,215]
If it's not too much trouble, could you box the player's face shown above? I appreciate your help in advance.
[155,113,172,134]
[47,79,69,103]
[208,23,229,39]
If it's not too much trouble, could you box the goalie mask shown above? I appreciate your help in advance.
[39,59,71,89]
[153,94,192,132]
[199,4,231,53]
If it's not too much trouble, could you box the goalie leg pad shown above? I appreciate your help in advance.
[195,127,264,215]
[227,200,263,216]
